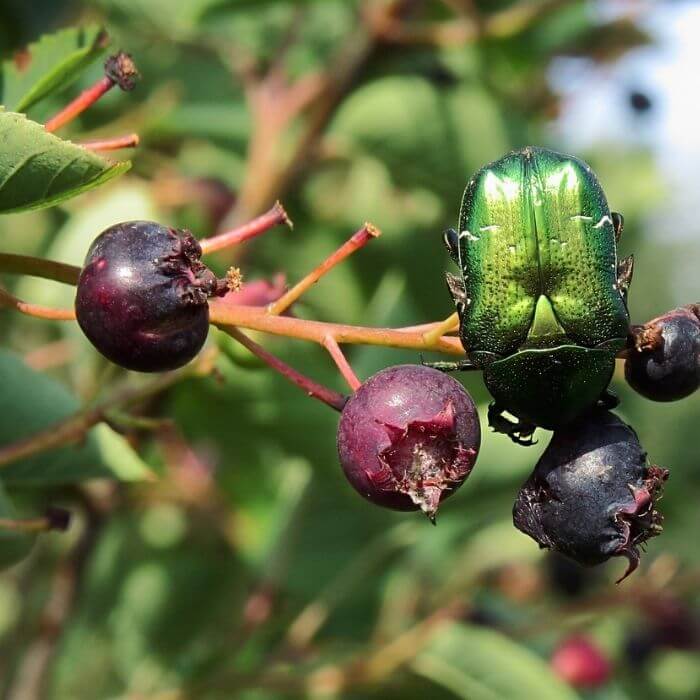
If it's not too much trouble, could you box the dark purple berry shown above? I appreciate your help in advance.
[337,364,480,521]
[513,411,668,582]
[628,90,653,114]
[75,221,223,372]
[625,304,700,401]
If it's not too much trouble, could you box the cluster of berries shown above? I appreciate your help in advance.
[74,219,698,579]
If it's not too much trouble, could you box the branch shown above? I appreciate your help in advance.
[0,358,209,470]
[0,286,76,321]
[422,312,459,346]
[44,52,140,133]
[199,201,292,255]
[209,302,464,356]
[5,490,111,700]
[0,253,80,285]
[223,327,347,411]
[268,222,380,315]
[322,336,361,392]
[79,132,140,151]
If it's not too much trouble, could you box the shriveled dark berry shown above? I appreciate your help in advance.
[551,636,612,689]
[625,304,700,401]
[75,221,223,372]
[513,410,668,582]
[337,364,480,521]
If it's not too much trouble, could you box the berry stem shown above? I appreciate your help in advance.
[322,335,361,391]
[79,132,140,151]
[0,507,71,533]
[0,253,80,285]
[422,312,459,345]
[209,301,465,355]
[44,75,114,133]
[0,355,210,470]
[0,286,76,321]
[268,223,380,316]
[44,51,139,133]
[223,327,347,411]
[199,201,292,255]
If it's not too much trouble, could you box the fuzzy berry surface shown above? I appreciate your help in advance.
[337,364,480,521]
[625,304,700,401]
[75,221,220,372]
[513,410,668,581]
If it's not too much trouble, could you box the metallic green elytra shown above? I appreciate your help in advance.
[442,147,632,444]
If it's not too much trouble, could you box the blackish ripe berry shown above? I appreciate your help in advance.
[628,89,653,114]
[513,411,668,582]
[75,221,222,372]
[337,364,480,521]
[625,304,700,401]
[551,636,612,689]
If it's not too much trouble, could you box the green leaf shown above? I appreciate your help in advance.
[1,26,109,113]
[0,350,153,485]
[0,110,130,214]
[412,623,580,700]
[93,424,155,483]
[0,482,35,570]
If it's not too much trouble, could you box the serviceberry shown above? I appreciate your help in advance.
[625,304,700,401]
[551,636,612,689]
[337,364,480,521]
[513,410,668,582]
[75,220,225,372]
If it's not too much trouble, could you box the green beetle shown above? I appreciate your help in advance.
[438,147,633,444]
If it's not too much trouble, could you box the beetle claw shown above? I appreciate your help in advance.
[598,389,619,410]
[422,359,475,372]
[487,403,537,446]
[612,211,625,242]
[617,255,634,299]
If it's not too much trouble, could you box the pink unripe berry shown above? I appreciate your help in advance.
[551,635,612,689]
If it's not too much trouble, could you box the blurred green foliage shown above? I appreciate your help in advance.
[0,1,698,698]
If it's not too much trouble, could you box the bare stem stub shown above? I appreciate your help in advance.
[44,51,140,133]
[199,202,292,255]
[80,133,140,151]
[104,51,140,91]
[268,222,380,316]
[0,506,71,533]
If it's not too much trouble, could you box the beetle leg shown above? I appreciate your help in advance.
[487,403,537,446]
[617,254,634,299]
[443,228,460,265]
[612,212,624,242]
[445,272,467,316]
[598,389,619,410]
[422,359,476,372]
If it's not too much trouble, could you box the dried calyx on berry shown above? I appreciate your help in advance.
[513,410,668,582]
[75,220,229,372]
[337,364,480,522]
[625,304,700,401]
